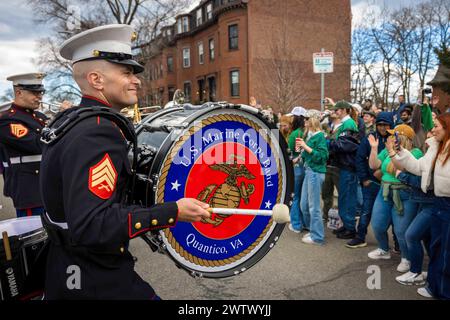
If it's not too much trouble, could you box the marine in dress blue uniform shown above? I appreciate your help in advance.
[0,73,48,217]
[39,24,210,300]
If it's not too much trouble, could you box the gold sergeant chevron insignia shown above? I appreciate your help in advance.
[10,123,28,138]
[88,153,117,199]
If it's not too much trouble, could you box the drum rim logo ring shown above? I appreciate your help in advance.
[155,111,286,273]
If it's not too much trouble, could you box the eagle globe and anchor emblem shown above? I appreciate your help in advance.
[197,154,256,227]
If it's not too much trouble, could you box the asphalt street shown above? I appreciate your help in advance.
[0,178,426,300]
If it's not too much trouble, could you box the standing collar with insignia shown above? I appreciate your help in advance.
[80,95,113,108]
[11,103,35,113]
[11,102,34,115]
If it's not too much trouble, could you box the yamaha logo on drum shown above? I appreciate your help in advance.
[152,110,289,278]
[5,267,19,297]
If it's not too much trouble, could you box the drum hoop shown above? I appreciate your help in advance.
[19,228,47,245]
[136,106,184,131]
[0,217,44,240]
[155,110,287,270]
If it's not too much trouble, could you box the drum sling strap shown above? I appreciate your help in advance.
[41,106,138,204]
[40,107,139,268]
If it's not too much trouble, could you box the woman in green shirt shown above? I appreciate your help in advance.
[287,107,307,233]
[297,111,329,245]
[367,124,423,273]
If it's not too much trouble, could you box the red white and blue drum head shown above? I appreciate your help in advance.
[156,109,289,277]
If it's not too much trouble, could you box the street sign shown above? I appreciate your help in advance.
[313,52,334,74]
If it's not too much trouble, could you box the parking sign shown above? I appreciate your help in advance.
[313,52,334,73]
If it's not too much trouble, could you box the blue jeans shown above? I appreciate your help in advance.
[405,203,433,274]
[16,206,45,218]
[338,169,358,232]
[371,188,418,259]
[356,181,380,241]
[300,168,325,243]
[289,165,305,231]
[356,184,363,214]
[428,197,450,300]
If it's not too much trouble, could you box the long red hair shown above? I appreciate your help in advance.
[433,113,450,168]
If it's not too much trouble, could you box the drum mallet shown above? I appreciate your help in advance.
[207,204,290,224]
[2,231,12,261]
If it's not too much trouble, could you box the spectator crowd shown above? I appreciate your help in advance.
[276,94,450,300]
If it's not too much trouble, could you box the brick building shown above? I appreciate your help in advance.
[138,0,351,113]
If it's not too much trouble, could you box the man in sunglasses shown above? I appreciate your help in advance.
[0,73,48,217]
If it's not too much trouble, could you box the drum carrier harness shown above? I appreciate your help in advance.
[39,106,140,257]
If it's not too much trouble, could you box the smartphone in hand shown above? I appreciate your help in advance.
[394,132,401,151]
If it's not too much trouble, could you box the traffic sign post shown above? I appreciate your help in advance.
[313,49,334,111]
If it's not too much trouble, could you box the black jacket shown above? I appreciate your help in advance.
[355,131,387,183]
[328,129,360,171]
[0,104,46,209]
[40,96,178,299]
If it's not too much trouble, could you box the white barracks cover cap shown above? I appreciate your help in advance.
[59,24,144,74]
[6,72,46,92]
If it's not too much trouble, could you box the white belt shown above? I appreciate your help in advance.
[2,162,8,168]
[9,155,42,164]
[46,212,68,230]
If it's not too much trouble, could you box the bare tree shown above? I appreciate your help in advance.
[0,89,14,104]
[412,3,438,93]
[432,0,450,50]
[254,2,309,114]
[27,0,193,102]
[390,7,417,101]
[351,0,449,109]
[351,27,377,103]
[255,37,309,113]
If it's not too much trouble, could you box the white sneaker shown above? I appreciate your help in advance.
[302,232,311,239]
[417,287,434,298]
[368,248,391,260]
[288,224,300,234]
[302,235,322,245]
[397,258,411,273]
[396,271,426,286]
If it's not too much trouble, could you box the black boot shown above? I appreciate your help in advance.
[332,226,346,235]
[337,229,356,239]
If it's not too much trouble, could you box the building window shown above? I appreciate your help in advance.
[198,42,204,65]
[177,19,182,34]
[183,48,190,68]
[160,63,163,78]
[182,16,189,33]
[209,39,215,61]
[184,82,192,102]
[167,56,174,73]
[206,3,213,20]
[230,70,240,97]
[196,9,202,26]
[229,24,238,50]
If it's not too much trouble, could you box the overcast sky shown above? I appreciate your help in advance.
[0,0,435,98]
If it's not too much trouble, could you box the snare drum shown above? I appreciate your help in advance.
[134,103,293,278]
[0,216,47,300]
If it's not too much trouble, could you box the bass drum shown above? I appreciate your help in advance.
[134,103,293,278]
